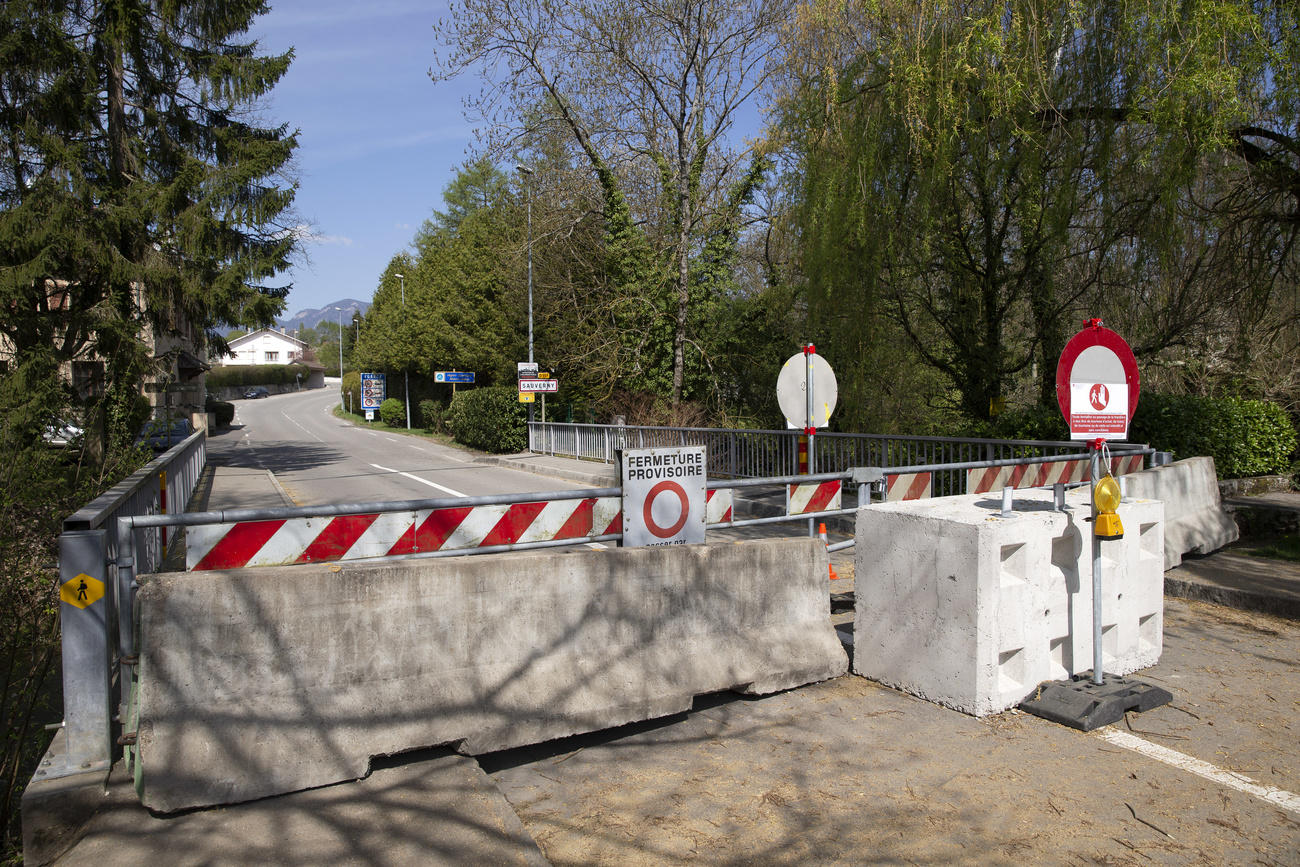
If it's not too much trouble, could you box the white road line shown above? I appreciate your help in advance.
[370,463,467,498]
[281,411,324,443]
[1098,729,1300,816]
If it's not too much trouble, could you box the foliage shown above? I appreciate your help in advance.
[1131,394,1298,478]
[773,0,1300,425]
[207,363,311,389]
[340,371,362,415]
[0,352,148,857]
[1,0,299,458]
[419,399,447,434]
[447,387,528,453]
[379,397,406,428]
[1246,534,1300,563]
[433,0,788,408]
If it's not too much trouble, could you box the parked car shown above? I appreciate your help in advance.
[136,418,194,451]
[244,386,270,399]
[43,419,84,448]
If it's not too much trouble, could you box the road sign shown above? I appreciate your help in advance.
[360,373,385,410]
[60,573,104,609]
[776,349,837,429]
[519,378,558,393]
[435,371,475,384]
[621,446,706,547]
[518,392,535,403]
[517,362,539,380]
[1056,320,1140,441]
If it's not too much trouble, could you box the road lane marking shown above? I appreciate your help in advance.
[281,411,324,442]
[370,463,467,498]
[1097,729,1300,816]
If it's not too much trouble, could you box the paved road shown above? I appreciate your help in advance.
[212,388,588,505]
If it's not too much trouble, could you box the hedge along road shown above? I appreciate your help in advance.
[216,386,588,505]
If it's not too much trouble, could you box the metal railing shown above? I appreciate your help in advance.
[52,429,206,779]
[529,421,1116,488]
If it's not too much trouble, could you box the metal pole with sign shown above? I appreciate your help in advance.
[776,346,838,534]
[1021,318,1170,730]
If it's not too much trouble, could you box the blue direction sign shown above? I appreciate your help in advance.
[435,371,475,384]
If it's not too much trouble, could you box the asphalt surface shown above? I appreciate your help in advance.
[34,395,1300,864]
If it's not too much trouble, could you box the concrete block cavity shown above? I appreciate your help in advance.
[853,487,1165,716]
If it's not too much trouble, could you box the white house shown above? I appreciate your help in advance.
[222,327,309,366]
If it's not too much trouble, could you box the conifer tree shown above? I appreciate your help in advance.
[0,0,298,449]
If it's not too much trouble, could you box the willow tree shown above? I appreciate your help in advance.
[775,0,1299,423]
[0,0,299,451]
[434,0,788,411]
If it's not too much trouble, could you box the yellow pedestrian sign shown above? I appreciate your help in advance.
[61,573,105,609]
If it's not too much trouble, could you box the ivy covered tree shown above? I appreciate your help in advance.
[0,0,299,452]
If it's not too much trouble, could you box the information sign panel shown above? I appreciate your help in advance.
[519,378,558,393]
[360,373,385,410]
[1056,321,1140,441]
[435,371,475,384]
[621,446,706,547]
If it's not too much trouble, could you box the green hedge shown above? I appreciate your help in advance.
[208,362,310,388]
[419,399,447,434]
[379,397,405,427]
[1130,394,1297,478]
[448,386,527,453]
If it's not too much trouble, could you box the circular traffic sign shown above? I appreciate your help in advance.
[643,480,689,538]
[776,350,838,429]
[1056,321,1140,439]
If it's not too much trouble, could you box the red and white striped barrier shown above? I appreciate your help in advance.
[705,489,734,524]
[966,454,1144,495]
[886,472,932,501]
[187,497,623,571]
[187,489,736,571]
[787,480,842,515]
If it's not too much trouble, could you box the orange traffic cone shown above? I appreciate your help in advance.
[819,523,841,580]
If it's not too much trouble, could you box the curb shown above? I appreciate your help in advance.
[1164,576,1300,621]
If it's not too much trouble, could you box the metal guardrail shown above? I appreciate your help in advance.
[53,429,206,779]
[528,422,1118,492]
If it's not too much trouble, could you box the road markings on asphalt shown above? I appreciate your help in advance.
[1097,729,1300,816]
[281,411,324,443]
[370,463,467,498]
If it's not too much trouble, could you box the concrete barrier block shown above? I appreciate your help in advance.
[853,489,1164,716]
[1122,456,1237,569]
[135,538,846,812]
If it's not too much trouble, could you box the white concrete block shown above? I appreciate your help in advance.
[853,488,1165,716]
[1122,456,1237,569]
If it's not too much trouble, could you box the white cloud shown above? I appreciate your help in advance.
[288,225,354,247]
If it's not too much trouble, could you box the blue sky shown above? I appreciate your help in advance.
[250,1,477,317]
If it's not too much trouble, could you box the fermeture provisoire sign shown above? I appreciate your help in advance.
[621,446,707,547]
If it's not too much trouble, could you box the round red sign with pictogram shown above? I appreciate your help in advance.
[1056,320,1140,441]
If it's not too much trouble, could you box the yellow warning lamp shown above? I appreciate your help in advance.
[1093,474,1124,540]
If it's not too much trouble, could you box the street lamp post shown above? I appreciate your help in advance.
[395,272,410,429]
[337,311,344,412]
[516,165,534,426]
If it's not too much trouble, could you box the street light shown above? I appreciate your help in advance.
[516,164,534,425]
[395,272,410,429]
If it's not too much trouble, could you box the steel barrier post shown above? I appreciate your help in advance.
[55,529,115,776]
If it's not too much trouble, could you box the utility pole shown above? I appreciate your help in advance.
[516,164,534,426]
[396,273,410,429]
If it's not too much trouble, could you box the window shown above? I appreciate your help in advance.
[72,361,105,398]
[265,351,279,362]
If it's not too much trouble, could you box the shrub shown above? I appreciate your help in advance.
[379,397,405,427]
[1130,394,1297,478]
[448,386,527,453]
[207,362,311,389]
[340,371,361,415]
[419,399,446,433]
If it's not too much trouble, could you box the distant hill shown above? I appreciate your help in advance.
[277,298,370,333]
